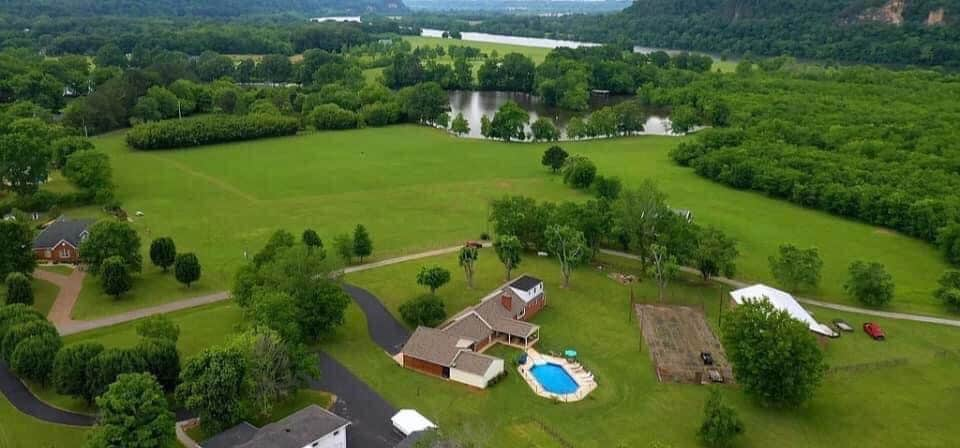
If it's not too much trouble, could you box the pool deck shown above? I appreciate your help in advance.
[518,348,597,402]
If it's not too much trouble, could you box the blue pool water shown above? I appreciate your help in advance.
[530,362,579,394]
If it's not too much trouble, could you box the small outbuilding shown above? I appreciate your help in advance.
[391,409,437,437]
[729,284,838,337]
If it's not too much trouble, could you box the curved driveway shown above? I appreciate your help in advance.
[0,361,94,426]
[342,284,411,355]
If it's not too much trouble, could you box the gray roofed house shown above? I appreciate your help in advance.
[202,422,258,448]
[203,405,349,448]
[33,216,94,250]
[402,327,465,367]
[451,351,498,376]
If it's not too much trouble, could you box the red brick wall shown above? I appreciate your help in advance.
[34,242,79,263]
[403,355,446,377]
[521,295,546,321]
[474,336,491,352]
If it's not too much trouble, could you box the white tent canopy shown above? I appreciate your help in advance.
[729,284,837,337]
[392,409,437,436]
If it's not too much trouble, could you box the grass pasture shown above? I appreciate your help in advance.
[333,252,960,447]
[83,124,950,317]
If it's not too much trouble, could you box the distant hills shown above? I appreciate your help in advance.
[0,0,408,17]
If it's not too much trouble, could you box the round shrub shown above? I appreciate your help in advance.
[399,294,446,328]
[11,333,62,384]
[309,104,358,130]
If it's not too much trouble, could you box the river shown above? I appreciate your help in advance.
[447,90,677,140]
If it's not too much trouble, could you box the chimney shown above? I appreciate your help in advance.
[500,294,512,311]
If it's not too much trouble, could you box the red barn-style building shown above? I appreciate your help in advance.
[33,217,94,264]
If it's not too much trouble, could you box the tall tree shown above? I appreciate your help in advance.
[399,294,447,328]
[80,220,142,275]
[333,233,354,264]
[10,333,61,385]
[692,227,739,281]
[353,225,373,263]
[612,181,668,268]
[84,373,175,448]
[493,235,523,280]
[85,348,148,401]
[722,300,826,407]
[451,113,470,136]
[136,338,180,393]
[0,127,51,195]
[174,253,201,288]
[5,273,33,306]
[698,388,745,448]
[647,244,679,303]
[768,244,823,292]
[52,342,104,404]
[295,280,351,343]
[229,327,316,419]
[561,155,597,189]
[0,220,37,280]
[100,256,132,299]
[541,146,568,173]
[458,246,479,289]
[301,229,323,252]
[135,315,179,343]
[545,224,588,288]
[844,261,894,307]
[934,270,960,311]
[176,346,247,433]
[149,237,176,273]
[417,266,451,295]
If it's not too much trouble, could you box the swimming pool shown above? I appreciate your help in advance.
[530,362,579,394]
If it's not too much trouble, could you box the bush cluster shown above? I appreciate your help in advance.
[126,114,300,150]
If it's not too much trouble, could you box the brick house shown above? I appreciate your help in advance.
[400,275,546,388]
[32,216,94,264]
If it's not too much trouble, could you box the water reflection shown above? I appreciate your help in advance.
[447,90,677,139]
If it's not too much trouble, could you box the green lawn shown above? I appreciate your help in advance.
[0,278,59,317]
[403,36,554,64]
[333,251,960,447]
[82,126,950,316]
[72,267,222,320]
[38,265,75,276]
[0,396,88,448]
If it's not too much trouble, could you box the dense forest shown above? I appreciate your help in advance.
[421,0,960,68]
[0,0,407,17]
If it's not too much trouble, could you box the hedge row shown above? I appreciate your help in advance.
[126,114,300,150]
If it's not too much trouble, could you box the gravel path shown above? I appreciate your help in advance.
[599,248,960,327]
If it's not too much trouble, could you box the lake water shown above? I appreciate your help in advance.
[447,90,677,140]
[310,16,362,23]
[422,28,600,49]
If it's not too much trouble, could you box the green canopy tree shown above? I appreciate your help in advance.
[399,294,447,328]
[174,253,201,288]
[136,315,179,343]
[546,224,588,288]
[458,246,479,289]
[768,244,823,292]
[693,227,739,281]
[451,113,470,136]
[176,346,247,433]
[149,237,177,272]
[10,333,62,385]
[844,261,895,307]
[493,235,523,281]
[934,270,960,311]
[541,146,568,173]
[698,388,744,448]
[417,266,451,295]
[561,155,597,189]
[52,342,104,404]
[353,225,373,263]
[0,220,36,280]
[80,220,142,275]
[722,300,826,407]
[647,244,679,302]
[85,347,148,401]
[84,373,175,448]
[100,256,132,299]
[136,338,180,392]
[5,273,33,306]
[302,229,323,252]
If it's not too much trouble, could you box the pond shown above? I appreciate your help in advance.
[447,90,677,140]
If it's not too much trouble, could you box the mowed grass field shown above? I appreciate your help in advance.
[86,125,950,317]
[332,252,960,447]
[21,252,960,447]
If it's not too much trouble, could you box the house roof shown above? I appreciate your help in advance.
[452,351,498,376]
[490,317,538,338]
[33,216,94,250]
[203,422,258,448]
[402,327,464,367]
[729,284,837,337]
[392,410,437,437]
[509,275,542,291]
[442,312,492,343]
[237,405,349,448]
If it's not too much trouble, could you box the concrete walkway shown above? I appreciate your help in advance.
[338,242,492,276]
[57,291,231,336]
[599,248,960,328]
[32,268,85,325]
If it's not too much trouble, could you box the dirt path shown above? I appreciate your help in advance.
[599,249,960,328]
[32,268,85,326]
[57,291,231,336]
[337,242,492,276]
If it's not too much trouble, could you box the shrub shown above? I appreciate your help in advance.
[399,294,446,327]
[85,347,148,400]
[5,273,33,306]
[174,253,202,288]
[1,319,58,362]
[562,155,597,189]
[101,256,132,298]
[844,261,894,307]
[136,338,180,392]
[126,114,300,150]
[309,103,358,130]
[52,342,105,403]
[11,333,62,384]
[136,315,180,343]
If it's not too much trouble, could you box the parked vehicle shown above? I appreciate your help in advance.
[700,351,714,366]
[863,322,886,341]
[707,369,724,383]
[833,319,854,332]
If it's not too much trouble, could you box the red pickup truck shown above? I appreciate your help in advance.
[863,322,886,341]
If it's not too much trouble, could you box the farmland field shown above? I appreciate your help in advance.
[84,125,949,317]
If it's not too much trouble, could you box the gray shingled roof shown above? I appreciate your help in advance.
[203,422,258,448]
[452,351,497,376]
[33,217,94,250]
[237,405,349,448]
[509,275,542,292]
[402,327,464,367]
[441,312,492,343]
